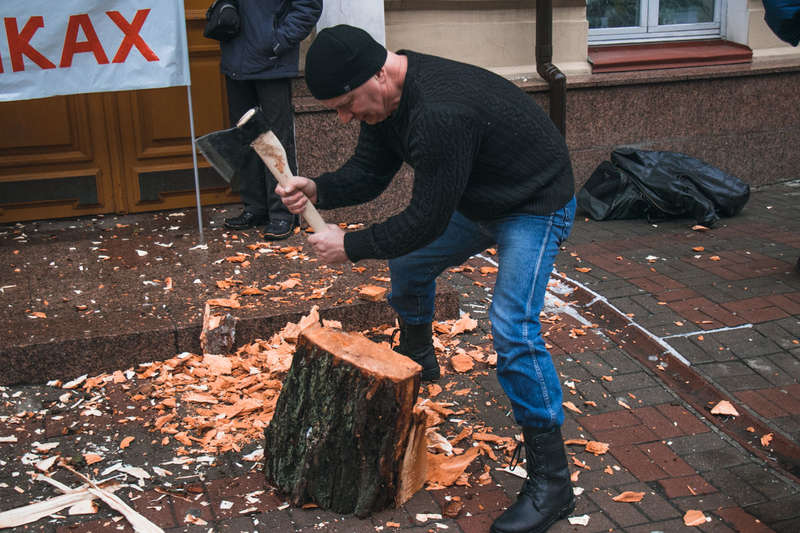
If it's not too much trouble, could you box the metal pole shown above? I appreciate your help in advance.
[187,84,204,243]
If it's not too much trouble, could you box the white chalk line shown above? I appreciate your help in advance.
[471,254,755,367]
[553,270,693,366]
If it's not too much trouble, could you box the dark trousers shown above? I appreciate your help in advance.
[225,76,297,221]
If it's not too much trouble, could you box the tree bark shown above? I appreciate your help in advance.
[200,302,236,355]
[263,325,427,517]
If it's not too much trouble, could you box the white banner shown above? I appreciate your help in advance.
[0,0,190,102]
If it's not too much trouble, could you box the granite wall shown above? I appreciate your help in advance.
[291,64,800,225]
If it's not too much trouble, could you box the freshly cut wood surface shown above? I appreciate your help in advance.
[301,324,421,382]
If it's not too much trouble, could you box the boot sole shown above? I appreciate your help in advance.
[489,498,575,533]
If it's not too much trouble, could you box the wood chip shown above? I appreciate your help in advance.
[585,441,609,455]
[710,400,739,416]
[562,401,582,414]
[449,314,478,336]
[612,491,645,502]
[119,436,134,449]
[761,433,774,447]
[575,267,592,273]
[683,509,707,526]
[450,353,474,373]
[357,285,387,302]
[426,447,481,486]
[206,298,240,308]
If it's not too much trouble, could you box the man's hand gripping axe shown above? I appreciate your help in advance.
[196,107,326,233]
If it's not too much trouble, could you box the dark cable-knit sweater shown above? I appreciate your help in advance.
[313,50,575,263]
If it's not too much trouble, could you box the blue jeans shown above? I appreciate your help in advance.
[388,197,576,428]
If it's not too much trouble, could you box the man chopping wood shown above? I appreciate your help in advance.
[276,25,576,533]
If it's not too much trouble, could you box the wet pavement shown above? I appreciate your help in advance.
[0,180,799,532]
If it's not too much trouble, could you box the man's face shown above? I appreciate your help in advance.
[321,74,388,125]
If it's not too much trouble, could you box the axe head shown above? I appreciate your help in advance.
[195,107,271,182]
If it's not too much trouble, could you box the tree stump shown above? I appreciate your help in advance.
[264,325,428,517]
[200,302,236,355]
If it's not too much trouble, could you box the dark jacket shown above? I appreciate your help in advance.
[314,51,575,262]
[220,0,322,80]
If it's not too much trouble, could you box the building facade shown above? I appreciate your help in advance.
[1,0,798,223]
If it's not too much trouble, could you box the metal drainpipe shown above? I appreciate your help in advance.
[536,0,567,137]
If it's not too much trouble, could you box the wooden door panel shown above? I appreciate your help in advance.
[116,15,237,212]
[0,94,116,222]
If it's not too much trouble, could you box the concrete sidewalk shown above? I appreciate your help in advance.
[0,181,798,532]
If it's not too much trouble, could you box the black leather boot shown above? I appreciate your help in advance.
[392,320,440,381]
[491,426,575,533]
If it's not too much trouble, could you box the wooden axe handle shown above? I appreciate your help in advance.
[249,131,327,234]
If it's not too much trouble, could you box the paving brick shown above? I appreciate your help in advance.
[758,387,800,415]
[658,474,717,498]
[549,511,617,533]
[205,474,278,519]
[772,516,800,533]
[657,287,703,303]
[625,518,697,532]
[429,486,510,516]
[768,352,800,380]
[632,406,685,439]
[577,410,640,434]
[671,491,735,512]
[699,361,756,378]
[734,389,788,419]
[702,469,768,507]
[592,424,659,446]
[755,322,800,350]
[612,444,669,481]
[637,442,696,477]
[745,357,797,386]
[730,464,798,501]
[682,447,748,472]
[747,497,800,525]
[170,489,215,528]
[656,404,711,435]
[624,385,678,407]
[601,371,660,394]
[714,373,773,392]
[629,274,687,293]
[457,511,503,533]
[129,489,179,529]
[586,489,650,527]
[715,507,775,533]
[617,483,682,520]
[768,293,800,315]
[596,347,644,374]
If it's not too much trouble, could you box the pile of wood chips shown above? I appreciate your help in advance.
[77,307,508,489]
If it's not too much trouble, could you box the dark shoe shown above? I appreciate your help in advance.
[262,218,296,240]
[491,426,575,533]
[224,210,266,230]
[392,319,441,381]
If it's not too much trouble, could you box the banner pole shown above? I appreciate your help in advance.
[186,84,204,243]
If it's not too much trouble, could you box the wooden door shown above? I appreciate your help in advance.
[0,93,120,223]
[0,2,236,223]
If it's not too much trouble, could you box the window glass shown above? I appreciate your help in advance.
[588,0,641,29]
[659,0,715,25]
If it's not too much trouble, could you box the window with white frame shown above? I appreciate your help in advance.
[588,0,726,44]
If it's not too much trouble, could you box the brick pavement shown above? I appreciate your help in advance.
[1,182,799,532]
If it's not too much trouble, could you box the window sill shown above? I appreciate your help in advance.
[588,39,752,73]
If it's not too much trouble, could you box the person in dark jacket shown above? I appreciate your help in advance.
[276,25,576,533]
[220,0,321,239]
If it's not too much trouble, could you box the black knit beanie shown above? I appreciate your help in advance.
[305,25,387,100]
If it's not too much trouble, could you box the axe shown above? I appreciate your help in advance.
[196,107,326,233]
